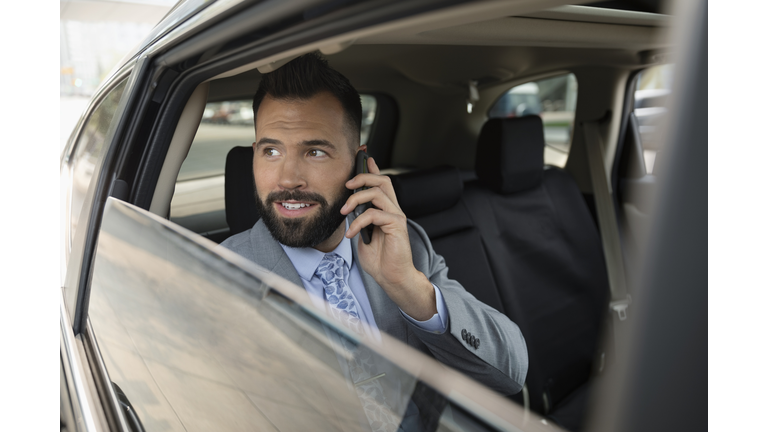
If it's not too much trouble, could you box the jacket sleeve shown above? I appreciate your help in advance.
[404,220,528,396]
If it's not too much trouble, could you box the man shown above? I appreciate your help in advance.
[221,53,527,398]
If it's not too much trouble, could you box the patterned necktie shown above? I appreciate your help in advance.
[315,254,400,432]
[316,254,363,333]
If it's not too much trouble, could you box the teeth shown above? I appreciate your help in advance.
[282,203,310,210]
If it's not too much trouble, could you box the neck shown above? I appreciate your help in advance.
[313,220,347,253]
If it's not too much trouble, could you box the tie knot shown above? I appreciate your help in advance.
[315,253,348,286]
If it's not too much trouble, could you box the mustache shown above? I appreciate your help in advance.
[264,190,329,206]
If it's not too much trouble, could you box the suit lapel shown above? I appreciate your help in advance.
[250,218,407,343]
[349,220,407,342]
[249,220,306,292]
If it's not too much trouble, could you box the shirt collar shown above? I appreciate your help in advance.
[279,222,353,281]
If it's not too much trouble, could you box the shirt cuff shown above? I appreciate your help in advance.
[400,283,449,333]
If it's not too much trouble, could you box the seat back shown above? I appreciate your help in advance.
[467,116,610,414]
[225,146,259,236]
[391,166,506,314]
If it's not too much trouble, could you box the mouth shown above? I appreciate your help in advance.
[274,200,317,217]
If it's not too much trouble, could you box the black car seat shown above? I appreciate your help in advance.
[224,146,259,236]
[464,115,610,431]
[390,166,506,314]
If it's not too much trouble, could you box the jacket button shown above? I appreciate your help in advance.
[474,338,480,349]
[469,335,476,346]
[461,329,467,341]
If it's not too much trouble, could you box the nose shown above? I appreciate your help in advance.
[276,153,306,190]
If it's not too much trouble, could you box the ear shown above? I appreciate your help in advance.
[356,144,368,154]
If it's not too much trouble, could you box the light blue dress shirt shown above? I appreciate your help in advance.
[280,231,448,341]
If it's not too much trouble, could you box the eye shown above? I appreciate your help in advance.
[308,149,328,158]
[264,148,281,157]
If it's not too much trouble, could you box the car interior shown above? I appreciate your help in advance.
[137,3,670,431]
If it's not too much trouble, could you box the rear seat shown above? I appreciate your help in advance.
[390,166,506,313]
[391,116,610,431]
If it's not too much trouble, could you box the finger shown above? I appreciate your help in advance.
[367,156,380,175]
[345,207,407,239]
[346,171,393,190]
[341,186,401,215]
[346,173,398,206]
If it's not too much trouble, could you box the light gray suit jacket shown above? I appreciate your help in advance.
[220,217,528,395]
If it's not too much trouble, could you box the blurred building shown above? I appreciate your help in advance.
[60,0,176,97]
[60,0,175,148]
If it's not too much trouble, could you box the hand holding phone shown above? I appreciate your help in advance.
[344,152,438,321]
[353,151,375,244]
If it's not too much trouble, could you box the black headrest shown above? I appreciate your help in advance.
[225,146,260,235]
[390,166,463,219]
[475,116,545,194]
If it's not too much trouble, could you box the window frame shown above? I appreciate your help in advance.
[63,66,136,330]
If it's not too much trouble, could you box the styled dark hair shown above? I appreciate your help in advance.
[252,52,362,146]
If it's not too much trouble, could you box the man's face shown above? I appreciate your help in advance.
[252,91,357,249]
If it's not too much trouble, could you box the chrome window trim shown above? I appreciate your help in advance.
[61,291,102,432]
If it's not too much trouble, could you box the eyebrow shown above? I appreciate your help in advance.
[255,137,336,150]
[299,139,335,149]
[255,137,281,148]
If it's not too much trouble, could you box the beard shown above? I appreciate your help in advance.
[254,178,353,249]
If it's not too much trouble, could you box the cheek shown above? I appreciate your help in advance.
[252,161,277,192]
[315,161,354,190]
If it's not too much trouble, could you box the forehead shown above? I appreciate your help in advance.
[256,92,346,135]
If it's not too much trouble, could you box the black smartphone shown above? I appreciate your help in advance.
[353,150,374,244]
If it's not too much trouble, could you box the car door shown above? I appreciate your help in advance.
[84,195,551,431]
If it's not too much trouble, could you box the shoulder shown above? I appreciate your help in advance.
[218,229,254,259]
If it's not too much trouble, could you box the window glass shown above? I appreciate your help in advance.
[90,199,525,432]
[67,79,127,252]
[488,73,578,168]
[171,100,254,236]
[179,100,255,182]
[634,64,673,174]
[171,95,378,235]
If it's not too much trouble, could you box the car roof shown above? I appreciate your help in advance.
[205,3,670,97]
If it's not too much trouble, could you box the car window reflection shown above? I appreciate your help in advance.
[89,199,519,432]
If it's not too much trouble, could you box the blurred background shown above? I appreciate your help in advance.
[60,0,176,151]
